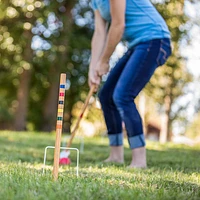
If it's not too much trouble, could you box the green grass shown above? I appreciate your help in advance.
[0,131,199,200]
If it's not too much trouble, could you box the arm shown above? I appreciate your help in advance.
[97,0,126,76]
[88,10,107,87]
[89,10,107,72]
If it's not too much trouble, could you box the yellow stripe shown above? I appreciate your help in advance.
[58,109,63,113]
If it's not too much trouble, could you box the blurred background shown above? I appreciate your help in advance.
[0,0,200,144]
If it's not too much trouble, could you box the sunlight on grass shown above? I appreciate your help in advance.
[0,131,200,200]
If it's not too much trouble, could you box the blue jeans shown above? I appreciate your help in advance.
[98,38,171,149]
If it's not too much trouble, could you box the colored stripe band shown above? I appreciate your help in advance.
[59,101,64,104]
[58,109,63,113]
[59,93,64,97]
[60,84,65,89]
[56,124,62,129]
[57,117,62,121]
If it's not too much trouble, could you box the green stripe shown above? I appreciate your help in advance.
[57,117,62,121]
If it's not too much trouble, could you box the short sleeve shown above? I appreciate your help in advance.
[91,0,98,10]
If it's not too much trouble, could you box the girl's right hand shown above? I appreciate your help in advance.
[88,68,101,91]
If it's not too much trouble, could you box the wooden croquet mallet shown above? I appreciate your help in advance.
[67,84,96,148]
[53,73,66,181]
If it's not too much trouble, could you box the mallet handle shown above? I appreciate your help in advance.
[53,73,66,181]
[67,85,96,148]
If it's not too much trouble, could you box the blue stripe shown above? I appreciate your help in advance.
[60,84,65,88]
[59,101,64,104]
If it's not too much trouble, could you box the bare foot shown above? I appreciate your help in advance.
[103,146,124,164]
[129,147,147,168]
[127,163,147,169]
[104,157,124,164]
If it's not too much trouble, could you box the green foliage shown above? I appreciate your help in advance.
[0,0,93,130]
[0,0,43,123]
[0,131,200,199]
[148,0,192,103]
[144,0,194,139]
[0,0,198,136]
[185,112,200,138]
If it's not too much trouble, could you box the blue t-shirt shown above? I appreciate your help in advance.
[91,0,171,48]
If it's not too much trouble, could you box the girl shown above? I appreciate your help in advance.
[88,0,171,168]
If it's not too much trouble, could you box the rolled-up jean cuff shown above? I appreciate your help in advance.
[108,133,123,146]
[128,134,146,149]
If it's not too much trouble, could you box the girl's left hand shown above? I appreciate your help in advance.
[96,60,109,77]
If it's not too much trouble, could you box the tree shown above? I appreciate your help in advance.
[0,0,45,130]
[144,0,193,143]
[27,0,93,132]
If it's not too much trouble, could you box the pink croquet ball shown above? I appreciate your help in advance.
[59,157,71,165]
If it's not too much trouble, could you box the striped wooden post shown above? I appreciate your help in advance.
[53,73,66,181]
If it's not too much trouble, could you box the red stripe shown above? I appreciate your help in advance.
[56,124,62,129]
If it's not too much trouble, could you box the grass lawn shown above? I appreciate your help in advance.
[0,131,199,200]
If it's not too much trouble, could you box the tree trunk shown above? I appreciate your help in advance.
[41,1,79,132]
[159,95,172,143]
[41,3,74,132]
[14,69,31,130]
[42,68,60,132]
[138,92,147,135]
[13,31,32,131]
